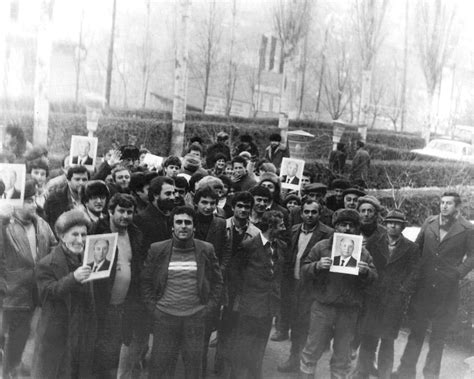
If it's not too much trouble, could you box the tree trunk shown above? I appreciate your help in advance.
[33,0,55,146]
[74,8,84,106]
[105,0,117,106]
[170,0,191,156]
[225,0,237,117]
[400,0,409,132]
[279,53,298,145]
[141,0,151,108]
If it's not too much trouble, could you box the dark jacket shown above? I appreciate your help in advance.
[301,236,377,309]
[325,195,344,212]
[410,214,474,317]
[134,203,172,253]
[90,219,145,344]
[141,238,223,315]
[264,144,289,170]
[0,215,57,310]
[202,216,232,273]
[235,234,288,318]
[351,148,370,182]
[285,222,334,281]
[361,235,420,339]
[32,244,97,379]
[233,173,257,192]
[333,255,357,267]
[44,185,74,230]
[363,223,387,271]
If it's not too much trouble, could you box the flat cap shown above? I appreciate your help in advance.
[357,195,381,212]
[304,182,327,194]
[342,188,366,198]
[383,209,407,224]
[330,178,350,190]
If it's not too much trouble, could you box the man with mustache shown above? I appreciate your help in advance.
[135,176,176,252]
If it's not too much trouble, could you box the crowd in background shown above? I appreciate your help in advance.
[0,123,472,379]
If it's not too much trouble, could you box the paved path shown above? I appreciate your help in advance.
[8,326,471,378]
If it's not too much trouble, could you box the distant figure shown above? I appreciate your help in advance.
[329,143,347,174]
[351,141,370,185]
[206,132,231,169]
[3,123,32,161]
[72,140,94,166]
[264,133,289,170]
[233,134,259,160]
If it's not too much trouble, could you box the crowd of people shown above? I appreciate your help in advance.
[0,123,473,379]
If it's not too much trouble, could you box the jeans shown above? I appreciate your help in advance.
[2,309,34,377]
[231,314,273,379]
[149,308,206,379]
[300,301,358,378]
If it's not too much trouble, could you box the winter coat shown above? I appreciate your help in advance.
[360,235,420,339]
[32,244,97,379]
[264,144,289,170]
[0,215,56,310]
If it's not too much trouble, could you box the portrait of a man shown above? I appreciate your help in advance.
[281,161,300,185]
[333,237,357,267]
[0,169,20,199]
[88,239,111,272]
[72,140,93,165]
[82,232,118,281]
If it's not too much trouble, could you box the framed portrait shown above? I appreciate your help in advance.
[0,163,26,207]
[82,233,118,281]
[142,153,164,170]
[329,233,363,275]
[280,157,305,191]
[70,135,98,169]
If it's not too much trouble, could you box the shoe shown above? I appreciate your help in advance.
[277,356,299,373]
[270,330,289,341]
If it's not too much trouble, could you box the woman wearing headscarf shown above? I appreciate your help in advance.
[32,209,97,378]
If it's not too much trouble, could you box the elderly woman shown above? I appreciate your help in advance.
[32,209,96,378]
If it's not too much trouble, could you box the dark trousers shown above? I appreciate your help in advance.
[202,306,220,374]
[357,335,394,379]
[289,281,311,357]
[2,309,34,376]
[93,304,125,378]
[231,314,273,379]
[276,277,292,334]
[216,305,240,377]
[397,287,459,379]
[300,301,359,377]
[149,308,206,379]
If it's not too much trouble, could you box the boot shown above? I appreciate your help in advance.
[277,354,299,373]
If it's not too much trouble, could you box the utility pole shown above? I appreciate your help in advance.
[33,0,55,146]
[170,0,191,156]
[105,0,117,107]
[74,7,85,106]
[400,0,409,131]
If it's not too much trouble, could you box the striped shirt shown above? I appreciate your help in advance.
[156,239,205,316]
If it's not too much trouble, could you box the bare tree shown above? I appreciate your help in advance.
[74,7,85,106]
[321,40,352,120]
[33,0,55,146]
[353,0,389,124]
[105,0,117,106]
[416,0,457,143]
[224,0,237,116]
[189,0,222,113]
[170,0,191,156]
[141,0,152,108]
[273,0,312,144]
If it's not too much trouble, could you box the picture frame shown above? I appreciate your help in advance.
[280,157,305,191]
[329,233,363,276]
[0,163,26,207]
[82,233,118,281]
[70,135,98,169]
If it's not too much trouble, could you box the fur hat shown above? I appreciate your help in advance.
[357,195,381,212]
[55,209,91,236]
[332,208,361,226]
[259,172,280,185]
[183,154,201,172]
